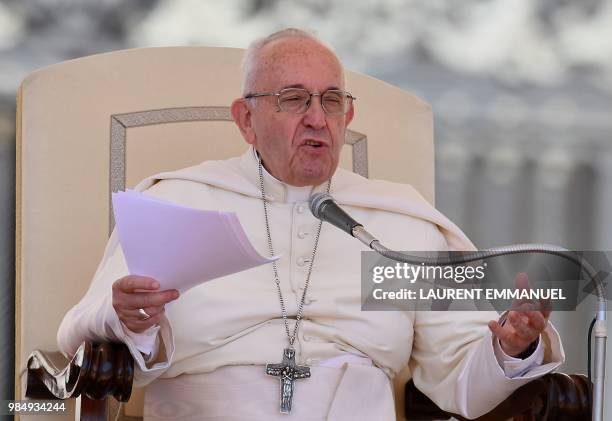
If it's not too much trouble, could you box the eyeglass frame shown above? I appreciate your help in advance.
[243,87,357,115]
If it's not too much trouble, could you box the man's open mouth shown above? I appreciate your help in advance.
[304,140,325,148]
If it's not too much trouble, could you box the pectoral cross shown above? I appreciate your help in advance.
[266,347,311,414]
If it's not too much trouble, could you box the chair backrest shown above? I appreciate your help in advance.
[15,46,433,419]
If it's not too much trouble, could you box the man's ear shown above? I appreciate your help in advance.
[344,101,355,127]
[231,98,256,145]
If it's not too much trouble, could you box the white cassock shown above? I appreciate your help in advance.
[57,147,564,420]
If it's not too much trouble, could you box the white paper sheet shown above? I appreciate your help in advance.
[112,190,278,293]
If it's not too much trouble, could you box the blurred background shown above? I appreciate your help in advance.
[1,0,611,411]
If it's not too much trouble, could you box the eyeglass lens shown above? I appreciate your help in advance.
[278,89,351,114]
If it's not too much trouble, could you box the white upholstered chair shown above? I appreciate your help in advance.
[15,46,435,420]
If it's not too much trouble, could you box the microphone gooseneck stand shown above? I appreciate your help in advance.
[309,193,607,421]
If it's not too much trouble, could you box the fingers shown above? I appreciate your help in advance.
[112,275,180,333]
[113,276,179,308]
[493,272,552,356]
[488,319,514,344]
[512,273,532,308]
[115,304,165,333]
[489,318,524,356]
[527,310,547,333]
[507,309,547,339]
[114,275,160,293]
[118,305,165,321]
[514,272,530,290]
[539,297,552,319]
[507,311,534,339]
[122,290,179,310]
[489,310,547,356]
[122,311,166,333]
[487,319,504,338]
[511,273,551,319]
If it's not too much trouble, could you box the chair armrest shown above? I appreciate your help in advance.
[405,373,591,420]
[25,341,134,402]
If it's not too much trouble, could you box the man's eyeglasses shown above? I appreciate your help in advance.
[244,88,356,115]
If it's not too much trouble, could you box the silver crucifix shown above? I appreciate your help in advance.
[266,347,311,414]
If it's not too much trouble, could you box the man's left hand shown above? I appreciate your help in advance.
[488,273,551,357]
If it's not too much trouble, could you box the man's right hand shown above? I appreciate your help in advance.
[112,275,180,333]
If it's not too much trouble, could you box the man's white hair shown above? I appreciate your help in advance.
[241,27,341,95]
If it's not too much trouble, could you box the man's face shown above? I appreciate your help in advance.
[233,38,354,187]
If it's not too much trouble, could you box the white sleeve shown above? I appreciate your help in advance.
[122,323,161,360]
[493,335,545,378]
[491,311,546,378]
[454,320,564,418]
[410,310,565,420]
[56,229,174,387]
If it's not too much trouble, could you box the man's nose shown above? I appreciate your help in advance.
[302,95,327,129]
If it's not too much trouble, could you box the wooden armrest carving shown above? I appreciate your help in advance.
[405,373,591,420]
[26,341,134,402]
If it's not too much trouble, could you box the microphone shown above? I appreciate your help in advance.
[309,193,379,247]
[309,193,362,236]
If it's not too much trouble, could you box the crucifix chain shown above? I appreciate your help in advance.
[257,160,330,346]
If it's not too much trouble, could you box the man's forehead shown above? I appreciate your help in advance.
[256,37,344,88]
[282,83,342,91]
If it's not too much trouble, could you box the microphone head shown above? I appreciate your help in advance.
[309,192,333,219]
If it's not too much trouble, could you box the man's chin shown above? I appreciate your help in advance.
[291,168,334,187]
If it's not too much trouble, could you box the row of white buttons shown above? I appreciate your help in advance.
[296,204,314,307]
[296,256,311,267]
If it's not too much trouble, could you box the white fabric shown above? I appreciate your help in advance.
[58,147,564,419]
[123,323,160,359]
[127,316,545,378]
[494,337,544,378]
[125,148,546,376]
[144,364,395,421]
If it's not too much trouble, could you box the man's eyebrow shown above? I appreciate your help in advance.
[281,84,342,91]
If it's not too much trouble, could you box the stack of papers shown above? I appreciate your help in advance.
[112,190,278,293]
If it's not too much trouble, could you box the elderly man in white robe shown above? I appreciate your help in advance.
[57,28,564,421]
